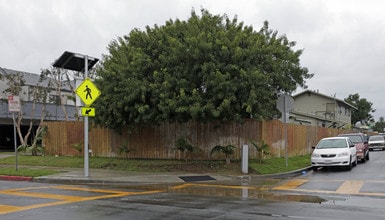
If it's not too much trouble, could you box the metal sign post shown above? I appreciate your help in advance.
[73,58,101,177]
[75,77,101,176]
[53,51,99,178]
[12,113,17,171]
[8,95,20,171]
[84,56,89,178]
[277,94,294,168]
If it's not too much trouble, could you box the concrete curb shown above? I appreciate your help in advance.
[260,166,313,179]
[234,166,313,180]
[0,175,33,182]
[33,177,133,185]
[0,167,313,185]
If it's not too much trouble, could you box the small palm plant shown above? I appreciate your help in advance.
[18,125,48,156]
[174,137,197,161]
[119,140,135,158]
[210,144,236,164]
[249,139,270,163]
[71,141,83,154]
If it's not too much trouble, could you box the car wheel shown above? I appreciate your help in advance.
[346,157,352,171]
[353,157,357,166]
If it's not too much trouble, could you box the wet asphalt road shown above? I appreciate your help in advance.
[2,150,385,219]
[1,180,384,220]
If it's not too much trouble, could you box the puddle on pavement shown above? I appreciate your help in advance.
[259,193,328,203]
[110,183,179,191]
[109,183,328,204]
[170,186,328,203]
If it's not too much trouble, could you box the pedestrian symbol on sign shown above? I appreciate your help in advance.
[75,78,101,106]
[84,85,92,99]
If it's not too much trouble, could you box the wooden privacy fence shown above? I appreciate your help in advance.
[42,119,343,160]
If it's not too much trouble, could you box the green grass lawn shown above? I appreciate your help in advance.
[0,153,311,177]
[249,154,311,174]
[0,167,60,177]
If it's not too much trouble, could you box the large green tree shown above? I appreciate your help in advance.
[344,93,375,125]
[94,9,312,131]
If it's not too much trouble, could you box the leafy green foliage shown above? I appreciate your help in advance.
[2,71,25,96]
[373,117,385,133]
[345,93,375,125]
[210,144,236,164]
[71,141,83,153]
[119,140,135,158]
[175,137,194,153]
[18,125,48,156]
[32,125,47,147]
[94,9,312,131]
[174,137,199,161]
[249,139,270,163]
[17,144,45,156]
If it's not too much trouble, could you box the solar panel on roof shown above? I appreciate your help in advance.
[53,51,99,72]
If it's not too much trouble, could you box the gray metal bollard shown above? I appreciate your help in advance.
[242,144,248,174]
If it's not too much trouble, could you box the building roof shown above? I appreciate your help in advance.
[0,67,74,91]
[293,90,357,110]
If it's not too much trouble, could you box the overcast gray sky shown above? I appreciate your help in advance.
[1,0,385,121]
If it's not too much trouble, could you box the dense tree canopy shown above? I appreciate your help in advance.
[344,93,375,125]
[373,117,385,133]
[94,9,312,131]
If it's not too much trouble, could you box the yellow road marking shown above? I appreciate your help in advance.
[51,185,134,194]
[170,183,194,190]
[0,183,267,215]
[0,205,23,215]
[336,180,364,194]
[0,190,84,200]
[0,185,163,215]
[271,179,385,197]
[273,179,309,190]
[2,180,385,215]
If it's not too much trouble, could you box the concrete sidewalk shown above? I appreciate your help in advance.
[33,166,311,186]
[33,168,238,185]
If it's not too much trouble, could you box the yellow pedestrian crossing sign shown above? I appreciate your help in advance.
[75,78,101,107]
